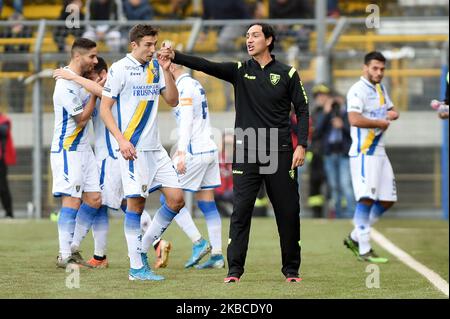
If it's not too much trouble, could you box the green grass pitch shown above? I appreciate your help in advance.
[0,217,447,299]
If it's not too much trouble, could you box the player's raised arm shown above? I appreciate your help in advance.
[157,45,179,107]
[54,68,104,97]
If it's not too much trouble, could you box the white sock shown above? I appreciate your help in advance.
[174,207,202,243]
[198,201,222,255]
[357,225,371,255]
[71,203,98,252]
[140,209,152,233]
[58,207,77,259]
[124,211,143,269]
[92,205,109,257]
[350,228,358,242]
[142,204,176,253]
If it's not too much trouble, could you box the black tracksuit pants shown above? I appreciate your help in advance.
[227,150,301,278]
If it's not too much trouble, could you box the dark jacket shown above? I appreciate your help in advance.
[202,0,250,20]
[123,0,153,20]
[173,52,309,151]
[313,103,352,156]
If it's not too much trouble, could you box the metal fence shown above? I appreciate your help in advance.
[0,17,448,218]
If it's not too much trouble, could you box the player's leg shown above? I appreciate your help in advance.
[119,151,164,280]
[369,155,397,226]
[141,149,184,254]
[51,150,83,267]
[195,155,225,269]
[264,151,301,281]
[160,193,210,268]
[195,189,225,269]
[71,150,102,254]
[172,154,213,268]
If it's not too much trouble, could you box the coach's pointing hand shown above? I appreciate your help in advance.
[119,138,137,161]
[291,145,306,169]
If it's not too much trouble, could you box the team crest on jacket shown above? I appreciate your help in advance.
[270,73,280,85]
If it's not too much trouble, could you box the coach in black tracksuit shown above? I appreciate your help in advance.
[162,23,309,282]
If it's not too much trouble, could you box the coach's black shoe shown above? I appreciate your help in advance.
[224,276,240,283]
[344,235,359,257]
[285,274,302,283]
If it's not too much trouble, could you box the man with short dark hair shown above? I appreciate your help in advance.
[100,24,182,281]
[159,23,309,283]
[51,38,101,269]
[344,51,399,263]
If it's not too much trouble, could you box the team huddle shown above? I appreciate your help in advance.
[51,24,224,281]
[51,21,400,283]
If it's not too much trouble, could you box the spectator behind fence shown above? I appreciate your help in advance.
[313,86,355,218]
[83,0,124,52]
[0,111,17,218]
[123,0,153,21]
[307,84,329,218]
[269,0,312,53]
[53,0,85,53]
[1,12,32,113]
[0,0,23,17]
[202,0,251,52]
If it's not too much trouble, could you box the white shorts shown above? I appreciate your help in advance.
[119,147,181,198]
[97,155,123,210]
[177,151,221,192]
[350,154,398,202]
[51,149,101,198]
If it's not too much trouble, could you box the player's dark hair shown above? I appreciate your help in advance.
[129,24,159,44]
[71,38,96,57]
[249,23,276,52]
[94,56,108,73]
[364,51,386,65]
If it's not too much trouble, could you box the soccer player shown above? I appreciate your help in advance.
[51,38,101,268]
[100,24,183,281]
[54,58,173,270]
[166,62,225,269]
[344,51,399,263]
[159,23,309,283]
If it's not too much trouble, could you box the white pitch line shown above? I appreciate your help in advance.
[371,228,449,297]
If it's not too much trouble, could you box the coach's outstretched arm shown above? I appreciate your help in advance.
[159,48,237,84]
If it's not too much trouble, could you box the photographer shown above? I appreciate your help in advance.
[313,85,354,218]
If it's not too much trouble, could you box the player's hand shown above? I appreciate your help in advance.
[53,68,76,81]
[119,138,137,161]
[438,111,449,120]
[377,119,390,131]
[97,75,107,86]
[157,41,174,71]
[291,145,306,170]
[174,151,187,175]
[386,110,399,121]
